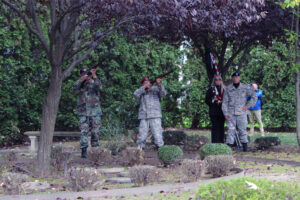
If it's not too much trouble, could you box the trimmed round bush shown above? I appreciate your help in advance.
[196,177,300,200]
[157,145,183,165]
[254,136,281,150]
[199,143,232,160]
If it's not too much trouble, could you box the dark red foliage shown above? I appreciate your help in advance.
[84,0,293,80]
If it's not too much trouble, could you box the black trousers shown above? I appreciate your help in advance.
[210,115,225,143]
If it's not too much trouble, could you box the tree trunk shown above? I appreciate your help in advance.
[36,68,62,176]
[296,71,300,148]
[295,6,300,149]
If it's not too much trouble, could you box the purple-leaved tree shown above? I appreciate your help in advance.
[87,0,293,128]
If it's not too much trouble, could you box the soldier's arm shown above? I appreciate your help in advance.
[134,86,146,99]
[158,84,167,97]
[246,86,257,108]
[222,90,229,116]
[72,79,85,95]
[93,78,102,91]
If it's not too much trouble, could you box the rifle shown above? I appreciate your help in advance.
[80,62,101,88]
[150,70,174,85]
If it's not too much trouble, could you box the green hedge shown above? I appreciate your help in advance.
[199,143,232,160]
[157,145,183,165]
[196,177,300,200]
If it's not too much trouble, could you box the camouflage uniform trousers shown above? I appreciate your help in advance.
[226,113,248,144]
[138,118,164,148]
[79,115,101,149]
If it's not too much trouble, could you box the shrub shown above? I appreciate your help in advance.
[181,159,205,181]
[128,128,139,143]
[105,137,127,155]
[199,143,232,160]
[254,137,281,150]
[51,145,70,171]
[100,114,126,140]
[196,177,300,200]
[163,131,187,145]
[157,145,183,165]
[88,147,111,165]
[122,147,144,166]
[0,172,29,195]
[3,151,17,167]
[0,121,24,148]
[68,167,102,191]
[204,155,235,177]
[183,135,209,151]
[128,165,160,186]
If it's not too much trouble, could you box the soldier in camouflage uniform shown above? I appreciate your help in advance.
[134,77,166,149]
[222,72,257,152]
[73,67,102,158]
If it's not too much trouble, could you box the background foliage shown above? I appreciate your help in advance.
[0,7,296,147]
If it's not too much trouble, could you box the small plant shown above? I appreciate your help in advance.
[199,143,232,160]
[88,147,111,165]
[254,137,281,150]
[122,147,144,166]
[183,135,209,151]
[128,165,160,186]
[51,145,70,171]
[181,159,205,181]
[0,172,29,195]
[3,151,17,168]
[196,177,300,199]
[68,167,102,191]
[105,135,127,155]
[100,114,126,140]
[163,131,187,145]
[157,145,183,165]
[204,155,235,177]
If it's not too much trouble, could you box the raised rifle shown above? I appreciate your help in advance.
[80,62,101,88]
[150,70,174,85]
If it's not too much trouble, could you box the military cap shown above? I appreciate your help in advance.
[232,71,240,77]
[140,77,150,84]
[80,68,89,75]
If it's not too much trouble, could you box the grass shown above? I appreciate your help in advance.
[235,151,300,162]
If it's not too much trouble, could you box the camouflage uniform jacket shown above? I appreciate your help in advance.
[134,85,167,119]
[222,83,257,116]
[72,78,102,116]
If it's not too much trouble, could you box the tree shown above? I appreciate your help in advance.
[0,0,157,176]
[279,0,300,148]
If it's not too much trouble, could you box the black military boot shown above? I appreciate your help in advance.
[81,147,87,158]
[227,143,234,148]
[242,143,248,152]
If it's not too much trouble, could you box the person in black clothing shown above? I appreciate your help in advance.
[205,74,226,143]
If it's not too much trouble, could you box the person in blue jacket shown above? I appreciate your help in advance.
[248,83,264,136]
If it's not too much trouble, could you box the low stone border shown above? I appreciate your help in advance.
[0,168,244,200]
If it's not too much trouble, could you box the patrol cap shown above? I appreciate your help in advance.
[140,77,150,84]
[232,71,240,77]
[80,68,89,75]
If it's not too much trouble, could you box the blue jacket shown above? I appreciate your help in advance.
[248,89,263,110]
